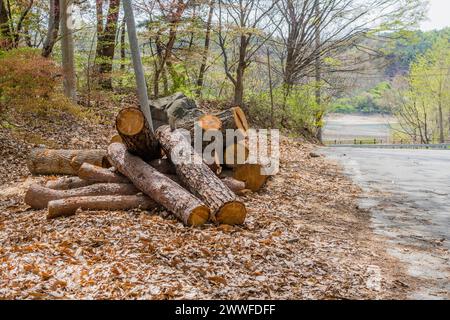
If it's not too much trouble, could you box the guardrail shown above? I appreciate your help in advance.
[325,143,450,150]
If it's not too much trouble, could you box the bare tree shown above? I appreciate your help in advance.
[95,0,121,89]
[42,0,60,57]
[216,0,280,106]
[60,0,76,102]
[196,0,215,97]
[0,0,13,49]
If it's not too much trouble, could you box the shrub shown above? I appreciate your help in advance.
[0,48,76,122]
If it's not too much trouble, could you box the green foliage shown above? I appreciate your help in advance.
[330,82,391,114]
[246,83,325,135]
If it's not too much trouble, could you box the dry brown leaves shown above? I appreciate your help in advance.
[0,135,408,300]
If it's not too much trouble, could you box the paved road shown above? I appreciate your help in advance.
[321,147,450,299]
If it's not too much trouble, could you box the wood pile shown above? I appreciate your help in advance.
[25,93,271,227]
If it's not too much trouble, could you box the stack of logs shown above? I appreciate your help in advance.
[25,94,270,227]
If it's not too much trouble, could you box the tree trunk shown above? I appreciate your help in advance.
[45,177,95,190]
[0,0,12,49]
[196,0,214,97]
[25,183,139,209]
[48,195,158,219]
[95,0,120,89]
[116,108,160,162]
[107,143,210,226]
[28,149,110,175]
[78,163,129,184]
[155,125,247,225]
[60,0,77,102]
[120,17,126,71]
[42,0,60,57]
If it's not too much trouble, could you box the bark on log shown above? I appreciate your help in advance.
[45,177,95,190]
[107,143,210,226]
[25,183,139,209]
[116,108,160,162]
[155,125,247,225]
[28,149,110,175]
[78,163,129,184]
[221,177,246,194]
[47,195,159,219]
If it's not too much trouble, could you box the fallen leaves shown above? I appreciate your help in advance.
[0,137,407,300]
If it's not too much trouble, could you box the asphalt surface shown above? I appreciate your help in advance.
[321,147,450,299]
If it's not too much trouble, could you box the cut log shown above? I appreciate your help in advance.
[28,149,110,175]
[215,107,249,133]
[107,143,210,227]
[45,177,95,190]
[221,177,246,194]
[47,195,159,219]
[78,163,129,184]
[233,163,269,192]
[110,134,123,144]
[198,115,222,131]
[25,183,139,209]
[155,125,247,225]
[116,107,160,162]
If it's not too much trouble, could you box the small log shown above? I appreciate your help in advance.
[155,125,247,225]
[25,183,139,209]
[116,107,160,162]
[45,177,95,190]
[28,149,109,175]
[47,195,159,219]
[233,163,269,192]
[107,143,210,227]
[78,163,129,184]
[221,177,246,194]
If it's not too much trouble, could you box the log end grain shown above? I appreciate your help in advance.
[188,205,210,227]
[233,164,269,192]
[199,115,222,131]
[116,108,146,136]
[216,201,247,225]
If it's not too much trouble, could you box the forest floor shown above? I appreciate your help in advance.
[0,106,414,300]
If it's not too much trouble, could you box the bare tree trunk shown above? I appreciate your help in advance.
[314,0,323,143]
[120,17,126,71]
[42,0,60,57]
[234,35,247,106]
[0,0,12,49]
[196,0,214,97]
[60,0,77,102]
[267,47,275,128]
[95,0,120,90]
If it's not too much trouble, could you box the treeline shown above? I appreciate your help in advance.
[0,0,426,139]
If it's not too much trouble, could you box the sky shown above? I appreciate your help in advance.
[420,0,450,31]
